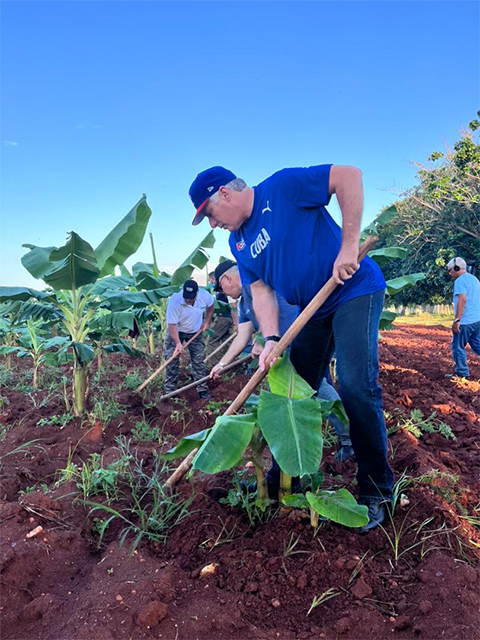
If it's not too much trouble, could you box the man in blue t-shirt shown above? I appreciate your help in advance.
[209,259,354,465]
[188,164,393,531]
[446,257,480,378]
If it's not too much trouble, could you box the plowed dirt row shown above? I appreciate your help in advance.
[0,324,479,640]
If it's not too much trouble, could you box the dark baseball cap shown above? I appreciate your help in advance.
[214,259,237,291]
[182,279,199,299]
[189,166,237,226]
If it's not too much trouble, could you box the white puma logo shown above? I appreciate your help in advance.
[262,201,272,214]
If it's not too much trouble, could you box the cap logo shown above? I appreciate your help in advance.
[207,186,214,192]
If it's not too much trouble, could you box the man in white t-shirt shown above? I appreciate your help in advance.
[446,257,480,379]
[164,280,215,398]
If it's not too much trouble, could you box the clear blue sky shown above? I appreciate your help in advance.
[1,1,478,288]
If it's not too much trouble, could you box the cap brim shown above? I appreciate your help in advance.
[192,198,209,226]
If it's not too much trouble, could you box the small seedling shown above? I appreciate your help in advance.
[131,418,160,443]
[388,409,455,440]
[36,413,73,428]
[307,588,340,616]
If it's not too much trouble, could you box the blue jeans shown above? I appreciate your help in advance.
[452,321,480,377]
[290,291,393,500]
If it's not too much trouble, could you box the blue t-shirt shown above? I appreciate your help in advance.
[453,272,480,325]
[238,284,298,336]
[229,165,386,319]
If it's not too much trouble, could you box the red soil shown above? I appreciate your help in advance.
[0,324,479,640]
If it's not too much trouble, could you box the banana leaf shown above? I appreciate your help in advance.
[268,355,316,399]
[72,341,95,364]
[27,232,101,290]
[171,231,216,286]
[102,340,148,357]
[385,273,426,296]
[368,247,408,267]
[21,246,58,280]
[95,196,152,278]
[306,490,369,527]
[101,288,178,311]
[163,428,213,460]
[258,391,323,476]
[192,413,256,474]
[379,310,397,330]
[0,286,51,302]
[89,276,136,296]
[361,205,397,238]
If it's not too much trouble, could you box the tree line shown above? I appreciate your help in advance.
[375,113,480,305]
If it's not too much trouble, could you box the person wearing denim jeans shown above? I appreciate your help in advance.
[318,375,354,462]
[446,257,480,379]
[289,290,392,500]
[188,164,394,531]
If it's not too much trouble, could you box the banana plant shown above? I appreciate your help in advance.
[0,319,69,388]
[362,205,426,329]
[165,355,368,529]
[101,230,217,352]
[0,196,152,414]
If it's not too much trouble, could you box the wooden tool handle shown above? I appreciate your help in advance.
[135,328,203,393]
[164,236,378,488]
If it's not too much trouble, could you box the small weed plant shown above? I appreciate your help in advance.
[219,470,277,528]
[0,365,14,387]
[131,418,160,443]
[89,398,125,426]
[388,409,455,440]
[205,399,230,415]
[36,413,73,428]
[84,436,194,552]
[124,371,144,390]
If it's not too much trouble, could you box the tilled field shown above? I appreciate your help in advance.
[0,324,479,640]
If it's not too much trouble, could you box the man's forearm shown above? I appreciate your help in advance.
[205,304,215,324]
[250,280,279,336]
[219,322,253,365]
[168,323,181,345]
[455,296,466,321]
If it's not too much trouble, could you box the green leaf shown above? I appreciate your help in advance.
[317,399,349,425]
[5,301,62,323]
[43,232,100,290]
[368,247,408,267]
[72,341,95,364]
[21,245,58,280]
[95,196,152,278]
[101,288,178,311]
[282,493,309,509]
[258,391,322,476]
[90,276,135,296]
[43,336,70,350]
[102,340,147,358]
[268,355,316,399]
[361,205,397,238]
[193,413,256,474]
[0,346,22,356]
[89,311,136,332]
[245,394,260,408]
[306,489,369,527]
[385,273,426,296]
[163,428,212,460]
[0,286,51,302]
[379,310,397,330]
[171,231,216,286]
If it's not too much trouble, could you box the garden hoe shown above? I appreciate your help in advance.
[134,328,203,393]
[159,353,253,401]
[165,236,379,490]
